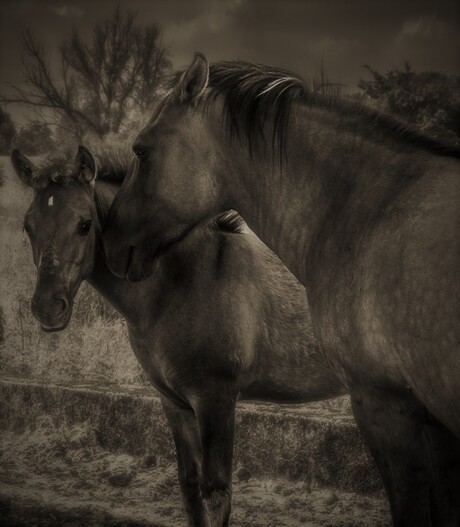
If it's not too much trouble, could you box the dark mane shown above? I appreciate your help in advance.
[36,147,132,188]
[201,61,460,160]
[204,61,306,161]
[95,148,133,185]
[211,210,246,234]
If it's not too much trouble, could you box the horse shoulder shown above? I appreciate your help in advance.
[349,156,460,428]
[226,232,317,360]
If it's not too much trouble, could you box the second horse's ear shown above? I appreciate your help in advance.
[178,53,209,104]
[75,145,96,186]
[11,149,40,188]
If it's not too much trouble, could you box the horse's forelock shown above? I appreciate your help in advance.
[33,149,132,189]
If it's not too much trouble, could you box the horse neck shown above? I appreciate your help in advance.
[218,103,436,285]
[87,181,158,325]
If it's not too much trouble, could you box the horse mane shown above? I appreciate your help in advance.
[203,61,306,161]
[201,61,460,160]
[211,210,247,234]
[93,149,131,185]
[36,147,132,187]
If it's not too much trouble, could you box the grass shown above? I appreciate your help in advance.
[1,289,148,385]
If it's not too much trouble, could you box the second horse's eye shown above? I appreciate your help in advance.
[78,220,92,236]
[132,144,148,158]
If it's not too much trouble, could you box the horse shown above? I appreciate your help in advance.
[102,54,460,526]
[11,146,345,527]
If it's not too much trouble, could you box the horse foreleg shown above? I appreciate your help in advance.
[194,383,237,527]
[349,384,432,526]
[161,396,208,527]
[424,415,460,526]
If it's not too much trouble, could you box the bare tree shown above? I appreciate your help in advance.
[1,7,170,141]
[0,107,17,154]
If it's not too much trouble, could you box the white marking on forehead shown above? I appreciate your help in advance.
[48,196,54,207]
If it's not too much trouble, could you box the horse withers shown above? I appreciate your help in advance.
[103,54,460,526]
[12,146,344,526]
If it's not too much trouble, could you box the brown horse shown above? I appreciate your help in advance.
[103,55,460,526]
[11,146,344,526]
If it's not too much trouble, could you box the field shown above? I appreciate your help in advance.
[0,157,390,526]
[1,415,390,527]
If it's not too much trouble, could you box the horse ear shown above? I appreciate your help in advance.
[75,145,96,186]
[178,53,209,103]
[11,149,40,188]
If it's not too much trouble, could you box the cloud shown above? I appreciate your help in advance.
[166,0,243,48]
[48,4,83,17]
[308,36,361,58]
[397,15,446,40]
[381,15,460,75]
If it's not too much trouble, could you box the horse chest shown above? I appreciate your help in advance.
[127,326,169,380]
[127,317,199,391]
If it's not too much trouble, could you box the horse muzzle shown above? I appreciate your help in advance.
[31,292,72,332]
[102,235,135,279]
[103,226,159,282]
[122,244,156,283]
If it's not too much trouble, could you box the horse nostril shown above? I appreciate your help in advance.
[31,291,71,330]
[54,295,69,315]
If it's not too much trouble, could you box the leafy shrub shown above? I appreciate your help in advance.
[13,121,54,156]
[359,62,460,145]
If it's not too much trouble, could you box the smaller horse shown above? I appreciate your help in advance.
[11,146,345,527]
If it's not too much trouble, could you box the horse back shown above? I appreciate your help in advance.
[153,224,341,401]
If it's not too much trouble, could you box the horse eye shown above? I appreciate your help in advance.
[78,220,92,236]
[132,144,148,158]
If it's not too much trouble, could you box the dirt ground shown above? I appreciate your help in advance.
[0,417,390,527]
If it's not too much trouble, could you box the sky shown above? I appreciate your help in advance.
[1,0,459,123]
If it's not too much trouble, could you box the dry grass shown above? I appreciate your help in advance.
[1,290,147,385]
[0,416,390,526]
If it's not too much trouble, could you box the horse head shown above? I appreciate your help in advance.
[11,146,99,331]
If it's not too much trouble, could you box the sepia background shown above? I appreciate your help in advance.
[0,0,459,525]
